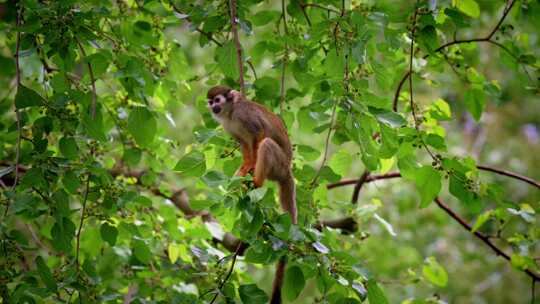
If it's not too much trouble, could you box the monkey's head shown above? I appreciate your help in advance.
[207,85,241,116]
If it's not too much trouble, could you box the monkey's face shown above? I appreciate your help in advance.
[207,93,232,116]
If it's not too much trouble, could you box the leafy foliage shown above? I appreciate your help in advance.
[0,0,539,303]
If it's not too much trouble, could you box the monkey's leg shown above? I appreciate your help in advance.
[255,138,297,224]
[237,141,254,176]
[253,138,287,187]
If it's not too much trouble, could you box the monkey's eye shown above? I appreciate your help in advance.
[208,99,213,105]
[213,97,220,103]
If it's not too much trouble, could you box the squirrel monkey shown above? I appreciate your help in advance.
[207,85,297,223]
[207,85,296,303]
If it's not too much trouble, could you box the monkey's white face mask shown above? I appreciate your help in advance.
[207,90,240,117]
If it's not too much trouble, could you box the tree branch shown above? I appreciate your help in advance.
[435,197,539,281]
[75,173,91,267]
[170,3,224,47]
[486,0,516,40]
[228,0,245,94]
[327,169,540,282]
[311,99,339,185]
[393,0,518,112]
[351,170,370,204]
[327,172,401,189]
[300,2,340,14]
[279,0,288,114]
[209,243,242,304]
[10,5,22,198]
[477,165,540,189]
[75,38,97,119]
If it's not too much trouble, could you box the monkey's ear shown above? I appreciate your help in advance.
[227,90,241,102]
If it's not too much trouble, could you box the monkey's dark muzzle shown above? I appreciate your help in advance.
[212,106,221,114]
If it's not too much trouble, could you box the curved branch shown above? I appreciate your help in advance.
[351,170,370,204]
[327,168,540,282]
[228,0,245,94]
[170,3,224,47]
[393,0,518,112]
[486,0,516,40]
[435,197,539,281]
[477,165,540,189]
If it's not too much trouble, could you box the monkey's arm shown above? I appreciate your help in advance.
[237,140,254,176]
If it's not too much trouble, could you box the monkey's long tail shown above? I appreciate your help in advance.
[270,258,286,304]
[278,173,297,225]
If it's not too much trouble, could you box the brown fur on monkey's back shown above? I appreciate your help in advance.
[233,100,292,162]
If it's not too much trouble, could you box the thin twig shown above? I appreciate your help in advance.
[327,172,401,189]
[279,0,288,114]
[209,243,242,304]
[228,0,245,94]
[170,3,224,47]
[407,3,438,161]
[487,0,516,40]
[75,173,91,267]
[311,99,339,185]
[75,38,97,119]
[247,60,258,80]
[11,6,22,192]
[332,0,346,52]
[170,3,263,81]
[298,0,312,26]
[6,5,23,216]
[351,171,370,204]
[301,2,340,14]
[393,0,519,111]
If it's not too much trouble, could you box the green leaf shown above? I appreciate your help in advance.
[283,265,305,301]
[174,150,206,177]
[325,49,345,79]
[430,98,452,121]
[82,111,107,142]
[413,166,441,208]
[471,210,493,232]
[51,217,76,252]
[238,284,269,304]
[366,280,389,304]
[216,42,240,79]
[254,76,280,101]
[298,145,321,161]
[36,256,57,291]
[252,11,280,26]
[329,149,352,176]
[422,256,448,287]
[100,222,118,246]
[454,0,480,18]
[464,88,486,121]
[133,240,152,263]
[417,25,438,52]
[244,240,273,264]
[127,107,157,147]
[370,108,407,128]
[62,170,81,194]
[168,243,180,263]
[59,137,79,159]
[15,85,45,109]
